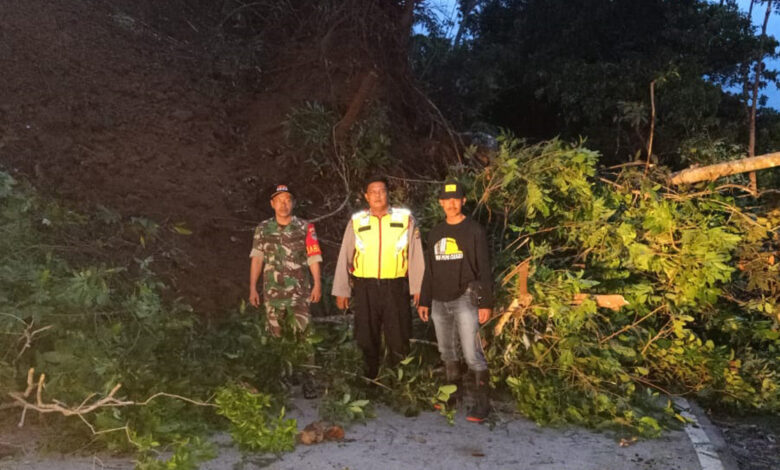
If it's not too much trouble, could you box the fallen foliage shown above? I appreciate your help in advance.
[459,136,779,436]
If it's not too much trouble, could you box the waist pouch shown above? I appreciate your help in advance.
[467,281,484,307]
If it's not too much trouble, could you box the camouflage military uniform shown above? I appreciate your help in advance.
[250,216,322,332]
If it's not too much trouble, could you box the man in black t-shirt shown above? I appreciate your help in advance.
[418,181,493,423]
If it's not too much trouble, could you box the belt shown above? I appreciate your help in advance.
[353,277,405,285]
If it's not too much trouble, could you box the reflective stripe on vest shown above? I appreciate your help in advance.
[351,208,411,279]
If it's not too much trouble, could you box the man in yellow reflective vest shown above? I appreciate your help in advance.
[332,175,424,379]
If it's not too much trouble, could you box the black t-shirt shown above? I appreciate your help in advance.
[419,216,493,308]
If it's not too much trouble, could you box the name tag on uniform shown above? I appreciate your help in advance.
[390,222,404,228]
[358,226,372,232]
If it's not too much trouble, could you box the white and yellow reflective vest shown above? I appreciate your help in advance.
[351,207,411,279]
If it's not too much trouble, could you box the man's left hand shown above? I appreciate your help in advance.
[412,293,420,308]
[310,283,322,303]
[478,308,491,324]
[417,306,429,322]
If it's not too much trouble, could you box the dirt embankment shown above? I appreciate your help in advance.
[0,0,338,312]
[0,0,460,313]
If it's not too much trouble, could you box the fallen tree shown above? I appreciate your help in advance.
[670,151,780,185]
[460,136,780,435]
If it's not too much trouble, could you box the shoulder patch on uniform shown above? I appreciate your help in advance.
[306,222,322,256]
[306,223,317,239]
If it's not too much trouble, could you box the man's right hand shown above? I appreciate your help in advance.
[336,296,349,311]
[417,306,429,322]
[249,288,260,307]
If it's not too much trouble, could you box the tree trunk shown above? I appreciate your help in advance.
[645,80,656,176]
[741,0,755,124]
[333,70,379,144]
[669,152,780,185]
[453,0,479,47]
[398,0,417,46]
[747,0,772,194]
[749,0,773,158]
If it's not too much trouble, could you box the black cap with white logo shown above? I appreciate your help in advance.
[270,184,292,200]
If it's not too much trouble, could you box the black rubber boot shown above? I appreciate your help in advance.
[435,361,462,410]
[466,369,490,423]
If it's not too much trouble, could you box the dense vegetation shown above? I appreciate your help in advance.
[0,172,319,464]
[471,136,779,434]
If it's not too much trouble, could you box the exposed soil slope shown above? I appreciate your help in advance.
[0,0,315,312]
[0,0,453,312]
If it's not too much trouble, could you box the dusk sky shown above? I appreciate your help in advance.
[740,0,780,109]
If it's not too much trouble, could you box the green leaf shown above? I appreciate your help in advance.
[40,351,76,364]
[438,384,457,396]
[172,223,192,235]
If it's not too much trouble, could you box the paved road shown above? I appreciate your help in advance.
[3,397,731,470]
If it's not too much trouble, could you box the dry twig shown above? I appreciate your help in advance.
[6,368,215,430]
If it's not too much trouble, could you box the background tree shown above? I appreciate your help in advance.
[413,0,780,168]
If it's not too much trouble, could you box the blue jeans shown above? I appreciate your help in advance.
[431,290,488,372]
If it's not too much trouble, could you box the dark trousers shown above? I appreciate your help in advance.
[352,277,411,379]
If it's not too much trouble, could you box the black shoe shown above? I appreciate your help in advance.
[466,369,490,423]
[301,374,318,399]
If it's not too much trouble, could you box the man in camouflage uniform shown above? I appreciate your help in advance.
[250,184,322,336]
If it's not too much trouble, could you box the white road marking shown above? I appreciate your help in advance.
[676,398,725,470]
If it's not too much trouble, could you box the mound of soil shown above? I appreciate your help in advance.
[0,0,327,312]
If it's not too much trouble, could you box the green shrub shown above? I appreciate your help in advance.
[214,384,297,453]
[319,392,373,425]
[0,170,309,455]
[134,436,216,470]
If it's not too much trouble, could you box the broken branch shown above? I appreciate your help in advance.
[669,151,780,185]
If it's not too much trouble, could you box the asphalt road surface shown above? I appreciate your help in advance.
[4,395,734,470]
